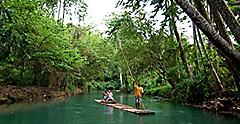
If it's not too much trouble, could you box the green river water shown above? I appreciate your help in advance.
[0,91,239,124]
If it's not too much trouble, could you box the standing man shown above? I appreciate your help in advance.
[134,83,143,109]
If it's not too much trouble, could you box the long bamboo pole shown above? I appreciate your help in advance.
[117,36,145,109]
[119,47,135,83]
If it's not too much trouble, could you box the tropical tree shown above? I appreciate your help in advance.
[117,0,240,97]
[0,0,88,89]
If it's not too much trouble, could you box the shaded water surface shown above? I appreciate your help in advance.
[0,91,239,124]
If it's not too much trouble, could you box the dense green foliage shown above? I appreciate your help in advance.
[105,11,227,103]
[0,0,115,91]
[110,0,240,104]
[1,0,240,105]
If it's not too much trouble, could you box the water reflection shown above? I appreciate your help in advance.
[102,105,113,114]
[136,116,144,124]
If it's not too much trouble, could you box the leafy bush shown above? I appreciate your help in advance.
[85,81,119,91]
[172,70,212,104]
[145,83,172,98]
[66,82,77,92]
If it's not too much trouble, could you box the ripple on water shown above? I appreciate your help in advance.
[151,110,163,114]
[74,103,81,106]
[74,111,82,114]
[74,107,83,110]
[178,110,186,113]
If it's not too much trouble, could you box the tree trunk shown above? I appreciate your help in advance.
[208,0,240,44]
[62,0,66,23]
[0,0,3,27]
[193,24,202,57]
[120,72,123,86]
[193,0,211,23]
[208,0,234,48]
[174,0,240,92]
[210,8,233,48]
[173,17,192,76]
[197,28,224,96]
[208,1,240,95]
[175,0,240,62]
[57,0,62,20]
[193,24,200,71]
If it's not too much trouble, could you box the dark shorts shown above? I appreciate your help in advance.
[135,96,141,104]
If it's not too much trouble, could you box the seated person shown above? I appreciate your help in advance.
[101,90,108,102]
[106,89,115,102]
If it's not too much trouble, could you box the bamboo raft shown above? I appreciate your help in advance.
[95,99,155,115]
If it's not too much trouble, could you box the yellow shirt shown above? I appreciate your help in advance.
[134,85,143,97]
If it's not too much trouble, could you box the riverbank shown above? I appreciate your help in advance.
[153,96,240,117]
[190,98,240,117]
[0,85,83,105]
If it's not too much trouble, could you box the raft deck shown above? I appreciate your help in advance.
[95,99,155,115]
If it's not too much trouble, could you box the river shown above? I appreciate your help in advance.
[0,91,239,124]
